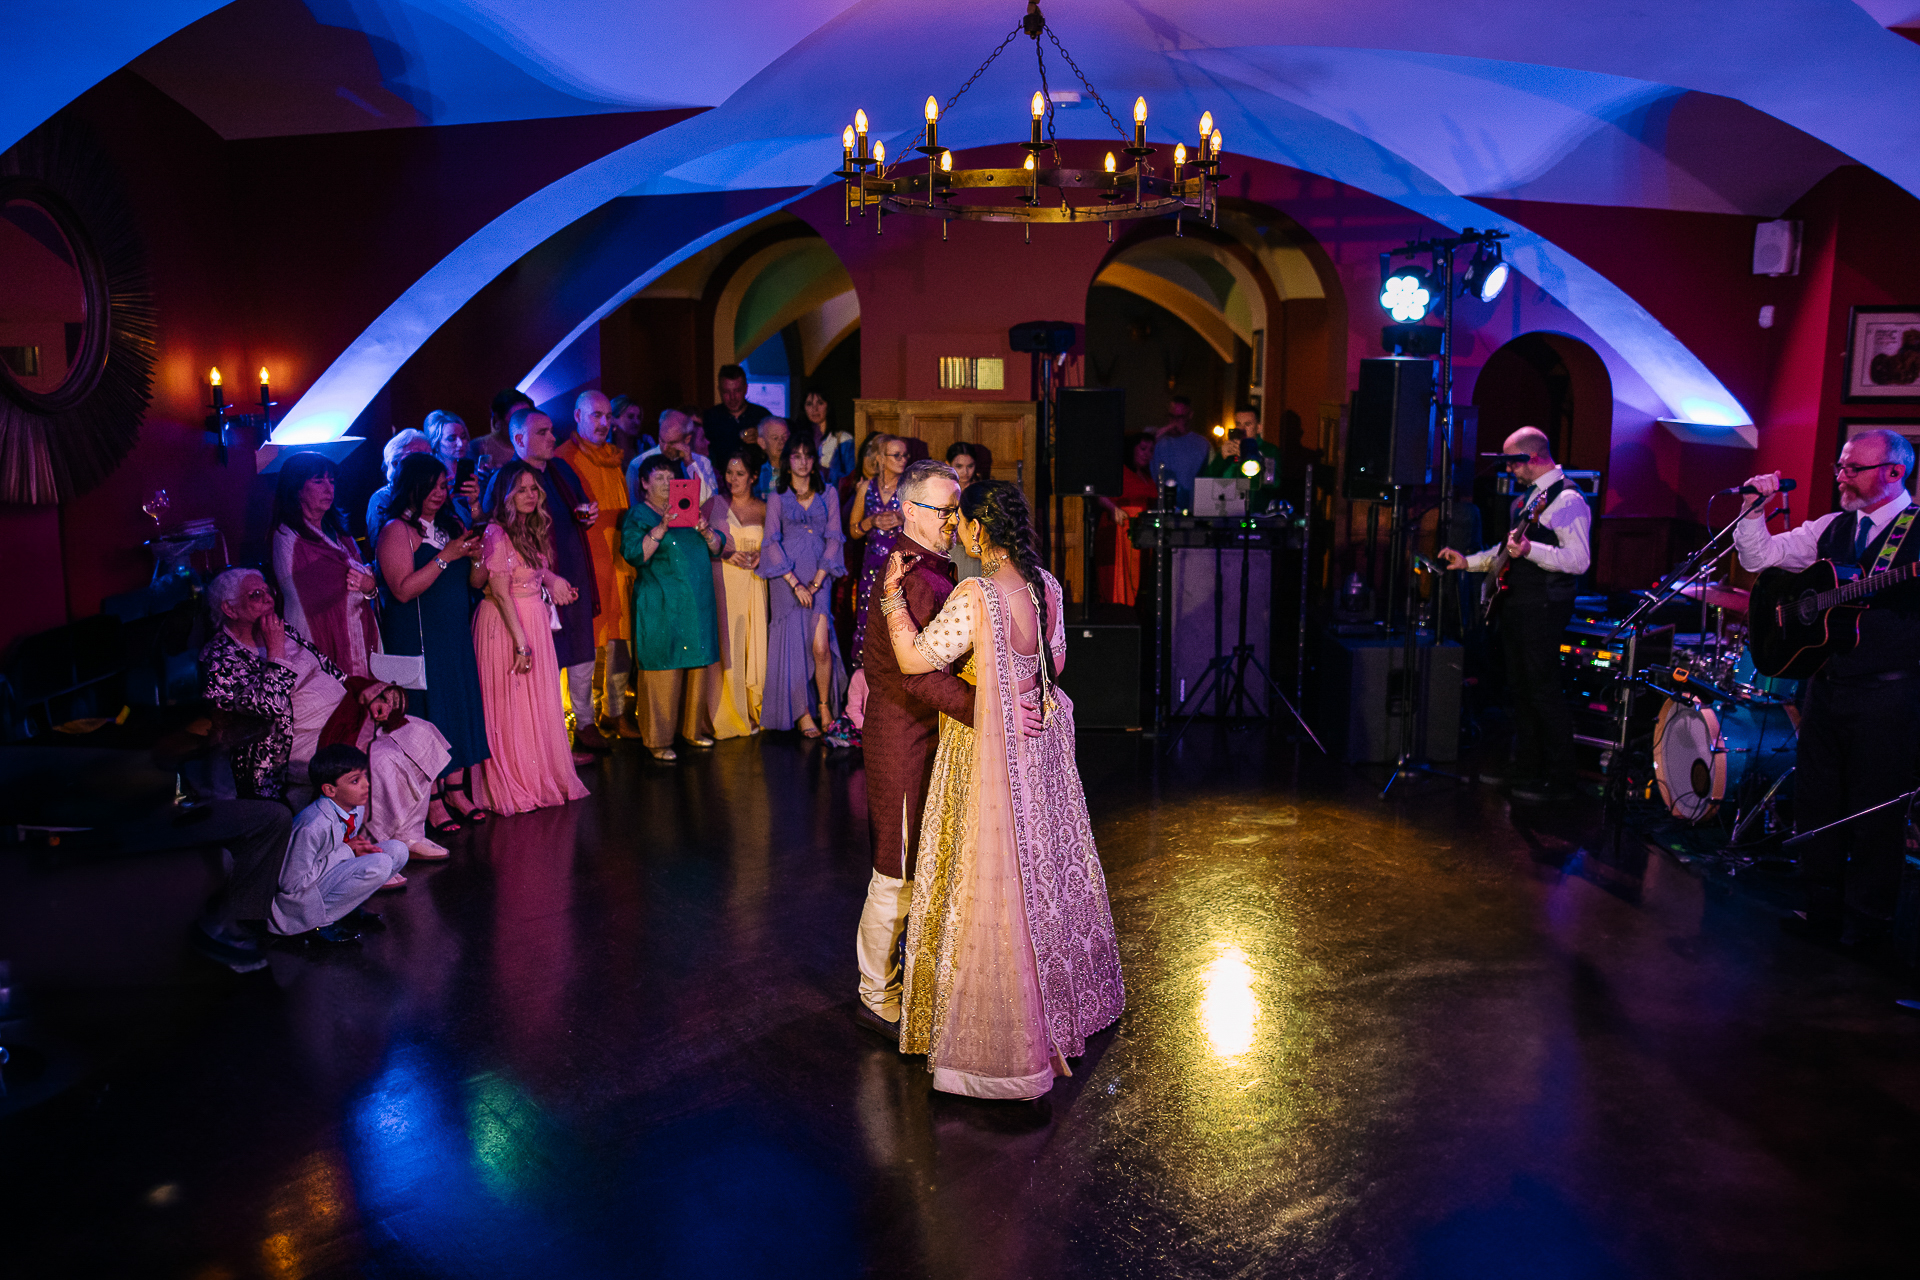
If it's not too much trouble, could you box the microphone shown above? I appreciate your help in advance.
[1724,478,1797,495]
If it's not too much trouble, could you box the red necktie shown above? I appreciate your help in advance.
[342,811,357,841]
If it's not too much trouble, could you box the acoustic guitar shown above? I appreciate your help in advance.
[1478,484,1556,624]
[1747,558,1920,677]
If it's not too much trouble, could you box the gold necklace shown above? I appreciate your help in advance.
[977,547,1005,576]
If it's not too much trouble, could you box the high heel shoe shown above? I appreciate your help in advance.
[428,783,466,839]
[446,770,492,825]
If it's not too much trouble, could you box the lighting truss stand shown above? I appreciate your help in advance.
[1380,233,1499,797]
[1164,523,1323,753]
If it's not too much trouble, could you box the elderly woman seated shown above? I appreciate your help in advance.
[200,566,353,804]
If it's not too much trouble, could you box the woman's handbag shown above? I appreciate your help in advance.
[370,597,429,690]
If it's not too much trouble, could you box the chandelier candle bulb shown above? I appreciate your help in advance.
[842,125,854,165]
[924,96,939,151]
[1210,128,1223,160]
[1199,111,1213,154]
[258,368,270,405]
[1133,96,1147,149]
[855,109,870,159]
[209,367,225,409]
[873,140,885,169]
[1174,142,1187,170]
[1031,90,1044,146]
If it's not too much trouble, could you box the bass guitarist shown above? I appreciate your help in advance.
[1439,427,1592,802]
[1734,428,1919,954]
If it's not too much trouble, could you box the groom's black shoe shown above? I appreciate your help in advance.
[851,1001,901,1042]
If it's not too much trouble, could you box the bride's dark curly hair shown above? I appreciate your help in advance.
[960,479,1055,686]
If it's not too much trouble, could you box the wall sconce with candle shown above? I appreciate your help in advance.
[204,365,276,464]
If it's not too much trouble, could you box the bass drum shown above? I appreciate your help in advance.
[1652,697,1797,824]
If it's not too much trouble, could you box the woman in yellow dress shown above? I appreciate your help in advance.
[712,453,767,738]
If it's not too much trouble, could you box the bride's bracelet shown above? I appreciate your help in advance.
[879,590,908,617]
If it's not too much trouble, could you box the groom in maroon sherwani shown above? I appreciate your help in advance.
[853,460,1041,1039]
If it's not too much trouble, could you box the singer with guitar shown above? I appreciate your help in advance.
[1733,428,1919,954]
[1438,428,1591,802]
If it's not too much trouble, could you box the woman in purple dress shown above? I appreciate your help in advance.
[758,439,848,736]
[847,433,908,664]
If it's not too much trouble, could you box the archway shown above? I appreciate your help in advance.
[1471,331,1613,489]
[543,209,861,440]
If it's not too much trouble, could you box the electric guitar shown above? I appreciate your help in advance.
[1746,557,1920,677]
[1479,485,1556,624]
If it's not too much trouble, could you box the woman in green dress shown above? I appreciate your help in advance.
[622,454,726,762]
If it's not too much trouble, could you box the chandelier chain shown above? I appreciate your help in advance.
[1044,26,1130,142]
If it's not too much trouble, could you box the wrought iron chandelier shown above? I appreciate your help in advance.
[832,1,1227,241]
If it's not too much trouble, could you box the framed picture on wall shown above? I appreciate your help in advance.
[1250,328,1265,388]
[1844,306,1920,401]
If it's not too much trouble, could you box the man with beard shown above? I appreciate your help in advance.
[851,459,1043,1038]
[1735,428,1919,953]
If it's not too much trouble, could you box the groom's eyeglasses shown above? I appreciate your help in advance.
[909,499,960,522]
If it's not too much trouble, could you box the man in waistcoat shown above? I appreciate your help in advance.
[1735,428,1919,952]
[1439,426,1592,803]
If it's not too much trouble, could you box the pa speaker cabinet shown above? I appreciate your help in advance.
[1055,387,1126,497]
[1169,547,1271,716]
[1345,357,1434,499]
[1058,605,1140,728]
[1319,633,1462,763]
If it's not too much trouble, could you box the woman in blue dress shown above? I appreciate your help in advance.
[758,438,848,736]
[847,433,908,665]
[375,452,493,831]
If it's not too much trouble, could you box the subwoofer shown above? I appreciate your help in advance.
[1058,605,1140,728]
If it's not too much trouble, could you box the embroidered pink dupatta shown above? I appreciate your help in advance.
[900,573,1124,1099]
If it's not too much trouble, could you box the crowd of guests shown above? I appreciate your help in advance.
[196,365,1023,947]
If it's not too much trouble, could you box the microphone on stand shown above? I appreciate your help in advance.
[1722,478,1797,495]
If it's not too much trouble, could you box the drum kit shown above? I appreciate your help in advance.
[1631,571,1799,842]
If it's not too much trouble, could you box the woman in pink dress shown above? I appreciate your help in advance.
[473,461,591,814]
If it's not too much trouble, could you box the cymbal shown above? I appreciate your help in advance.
[1675,580,1751,612]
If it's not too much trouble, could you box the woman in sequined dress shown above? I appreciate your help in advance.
[847,434,908,664]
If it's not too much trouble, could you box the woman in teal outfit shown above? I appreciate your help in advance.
[375,452,493,830]
[622,454,726,762]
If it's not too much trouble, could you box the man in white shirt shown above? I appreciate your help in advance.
[1439,427,1592,802]
[627,410,718,507]
[1733,428,1919,952]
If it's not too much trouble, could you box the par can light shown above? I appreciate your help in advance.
[1463,242,1510,303]
[1380,267,1433,323]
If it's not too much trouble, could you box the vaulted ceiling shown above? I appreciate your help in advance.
[11,0,1920,440]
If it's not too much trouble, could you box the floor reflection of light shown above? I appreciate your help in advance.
[1201,942,1259,1059]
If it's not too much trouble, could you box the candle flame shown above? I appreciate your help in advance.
[854,109,868,134]
[258,367,269,385]
[1199,111,1213,139]
[209,367,222,387]
[1210,128,1223,156]
[924,96,939,123]
[1023,153,1035,171]
[842,125,855,149]
[1103,152,1116,173]
[1174,143,1187,166]
[873,141,885,165]
[1133,96,1148,124]
[940,150,953,172]
[1030,91,1045,119]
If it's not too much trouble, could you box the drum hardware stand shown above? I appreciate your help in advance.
[1729,766,1795,848]
[1609,491,1768,643]
[1783,783,1920,849]
[1165,521,1324,753]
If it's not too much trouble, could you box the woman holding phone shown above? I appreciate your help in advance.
[623,455,726,761]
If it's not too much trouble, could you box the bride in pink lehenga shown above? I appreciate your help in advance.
[879,479,1124,1100]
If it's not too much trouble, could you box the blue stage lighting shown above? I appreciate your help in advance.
[1380,267,1432,322]
[1463,242,1510,303]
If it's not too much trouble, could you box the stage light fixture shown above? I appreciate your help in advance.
[1463,242,1510,303]
[1380,265,1433,323]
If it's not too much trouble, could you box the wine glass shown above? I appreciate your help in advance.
[142,489,170,529]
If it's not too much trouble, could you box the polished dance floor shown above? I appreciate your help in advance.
[4,729,1919,1278]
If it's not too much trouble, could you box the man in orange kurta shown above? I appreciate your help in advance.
[558,390,637,738]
